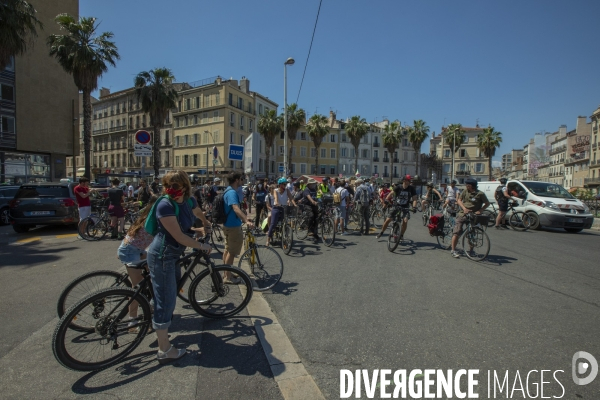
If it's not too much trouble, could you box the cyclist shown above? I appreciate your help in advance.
[443,180,460,213]
[379,183,391,206]
[354,179,372,235]
[334,180,349,235]
[494,177,511,229]
[421,182,442,211]
[376,176,417,240]
[252,181,268,228]
[317,177,331,200]
[266,178,295,246]
[301,178,320,244]
[451,178,490,258]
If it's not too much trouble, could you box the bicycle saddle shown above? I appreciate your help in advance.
[126,260,148,269]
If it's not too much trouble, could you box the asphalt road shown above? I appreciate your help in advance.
[262,222,600,399]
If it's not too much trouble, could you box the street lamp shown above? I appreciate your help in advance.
[283,57,295,177]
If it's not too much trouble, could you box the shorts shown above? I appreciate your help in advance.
[78,206,91,221]
[108,204,124,218]
[497,202,508,212]
[391,207,411,221]
[222,225,243,256]
[453,215,468,236]
[118,242,146,263]
[336,205,347,220]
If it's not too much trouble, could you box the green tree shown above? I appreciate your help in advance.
[442,123,466,181]
[408,119,430,179]
[382,121,401,184]
[306,114,330,175]
[345,115,369,174]
[48,14,119,179]
[0,0,43,70]
[281,103,306,174]
[476,125,503,180]
[257,109,280,179]
[134,68,178,178]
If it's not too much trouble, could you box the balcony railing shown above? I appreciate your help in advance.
[593,143,598,150]
[93,128,108,135]
[383,157,389,162]
[549,145,567,155]
[393,158,399,163]
[456,170,471,176]
[373,142,380,147]
[590,160,600,166]
[383,173,390,178]
[373,157,379,162]
[584,177,600,185]
[393,173,399,178]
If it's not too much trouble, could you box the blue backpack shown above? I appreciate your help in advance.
[144,195,193,235]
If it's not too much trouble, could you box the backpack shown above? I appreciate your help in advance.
[144,196,194,236]
[427,213,445,237]
[333,190,342,204]
[358,185,370,204]
[212,188,233,224]
[495,185,507,203]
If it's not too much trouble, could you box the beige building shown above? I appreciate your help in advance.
[430,125,491,184]
[1,0,79,184]
[565,116,591,189]
[66,93,97,178]
[548,133,568,186]
[585,105,600,192]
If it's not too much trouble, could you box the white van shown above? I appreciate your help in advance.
[478,180,594,233]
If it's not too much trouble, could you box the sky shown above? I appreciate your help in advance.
[81,0,600,163]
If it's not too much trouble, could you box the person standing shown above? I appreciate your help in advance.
[266,178,294,246]
[151,177,161,195]
[107,178,126,240]
[253,181,268,228]
[137,179,152,207]
[301,178,320,244]
[354,179,371,235]
[73,177,96,238]
[494,178,510,229]
[334,180,349,235]
[126,182,134,201]
[451,179,490,258]
[222,172,255,282]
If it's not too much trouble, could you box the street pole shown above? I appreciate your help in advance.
[283,57,294,178]
[72,99,77,180]
[205,130,209,182]
[141,157,145,181]
[451,128,455,183]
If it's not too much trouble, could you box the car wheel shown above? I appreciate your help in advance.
[13,224,31,233]
[564,228,583,233]
[0,207,10,225]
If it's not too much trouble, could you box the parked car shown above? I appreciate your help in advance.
[9,183,80,233]
[0,186,20,225]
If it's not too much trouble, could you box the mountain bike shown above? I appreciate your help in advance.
[294,203,336,246]
[238,226,284,291]
[387,207,415,252]
[78,206,112,241]
[456,213,491,261]
[52,246,253,372]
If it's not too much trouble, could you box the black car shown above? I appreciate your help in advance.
[0,186,20,225]
[9,183,79,233]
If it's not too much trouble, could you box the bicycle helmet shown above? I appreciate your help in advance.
[405,174,412,181]
[451,180,457,185]
[499,178,507,184]
[465,178,478,187]
[277,177,287,185]
[426,182,433,188]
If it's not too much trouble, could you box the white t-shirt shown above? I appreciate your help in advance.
[127,185,134,197]
[335,186,349,207]
[446,186,459,200]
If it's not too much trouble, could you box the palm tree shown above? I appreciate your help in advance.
[345,115,369,174]
[382,121,401,184]
[306,114,330,174]
[442,123,466,181]
[134,68,178,178]
[477,125,503,180]
[281,103,306,174]
[0,0,43,70]
[408,119,429,179]
[257,109,280,179]
[48,14,119,179]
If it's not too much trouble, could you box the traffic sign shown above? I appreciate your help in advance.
[134,144,152,157]
[228,144,244,161]
[135,130,151,144]
[105,169,110,174]
[213,146,218,159]
[279,165,284,172]
[213,159,218,165]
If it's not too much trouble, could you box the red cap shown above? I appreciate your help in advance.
[405,174,412,181]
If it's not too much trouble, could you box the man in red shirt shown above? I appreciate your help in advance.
[74,177,96,221]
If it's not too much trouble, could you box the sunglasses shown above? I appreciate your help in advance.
[166,182,182,190]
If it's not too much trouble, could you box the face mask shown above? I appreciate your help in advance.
[165,187,184,198]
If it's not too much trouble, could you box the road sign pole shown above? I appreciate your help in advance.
[141,157,145,180]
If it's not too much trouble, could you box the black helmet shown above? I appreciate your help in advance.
[427,182,433,188]
[451,180,457,185]
[499,178,507,184]
[465,178,478,187]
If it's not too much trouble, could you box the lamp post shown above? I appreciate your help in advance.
[283,57,295,177]
[451,128,455,183]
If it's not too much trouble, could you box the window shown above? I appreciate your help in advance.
[0,84,14,101]
[311,148,316,157]
[184,135,189,146]
[351,149,356,158]
[240,116,245,130]
[206,94,211,107]
[178,101,182,112]
[165,151,169,165]
[228,93,233,106]
[341,148,347,157]
[194,133,199,145]
[330,134,336,143]
[184,116,188,127]
[464,135,469,143]
[444,149,451,158]
[374,165,378,174]
[475,163,484,173]
[4,57,14,71]
[330,165,335,175]
[341,134,347,142]
[311,164,316,174]
[330,149,336,159]
[290,163,296,174]
[165,130,170,145]
[300,147,306,157]
[175,136,180,147]
[259,104,263,115]
[230,113,235,127]
[136,116,140,128]
[240,134,244,145]
[129,117,133,128]
[249,119,253,133]
[300,132,307,140]
[186,98,191,110]
[374,150,379,158]
[194,115,198,125]
[460,149,466,157]
[301,164,306,173]
[202,131,208,144]
[279,146,285,155]
[238,98,243,109]
[214,131,220,143]
[203,112,208,123]
[213,111,219,122]
[195,96,200,109]
[230,132,234,143]
[362,149,369,158]
[443,164,450,172]
[175,156,180,167]
[321,148,326,158]
[363,136,369,144]
[184,155,189,167]
[1,116,15,132]
[320,165,326,174]
[216,93,220,105]
[458,163,466,171]
[193,154,198,166]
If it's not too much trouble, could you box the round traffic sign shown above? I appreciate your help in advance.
[135,130,151,144]
[213,146,218,159]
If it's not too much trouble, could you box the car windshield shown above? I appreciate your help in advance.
[522,182,574,199]
[15,186,71,199]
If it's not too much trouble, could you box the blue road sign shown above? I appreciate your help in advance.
[279,165,284,172]
[135,130,151,144]
[228,144,244,161]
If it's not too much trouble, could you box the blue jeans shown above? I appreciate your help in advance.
[268,206,284,239]
[147,234,184,330]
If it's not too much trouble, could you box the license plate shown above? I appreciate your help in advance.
[567,218,583,223]
[27,211,52,216]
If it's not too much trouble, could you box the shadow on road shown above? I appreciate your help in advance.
[480,254,519,266]
[267,280,299,297]
[0,243,75,267]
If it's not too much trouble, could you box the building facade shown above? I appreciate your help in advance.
[244,93,278,180]
[585,105,600,192]
[1,0,79,184]
[565,116,591,189]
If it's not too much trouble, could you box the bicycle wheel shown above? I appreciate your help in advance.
[509,212,531,231]
[85,218,109,240]
[281,222,294,255]
[57,270,132,330]
[462,227,490,261]
[210,224,226,253]
[188,265,253,318]
[387,222,401,252]
[295,215,309,240]
[348,209,362,232]
[52,287,151,371]
[321,217,336,247]
[422,210,429,226]
[123,212,135,233]
[416,201,422,212]
[370,208,385,229]
[239,245,283,291]
[481,210,497,227]
[78,216,99,241]
[436,220,454,250]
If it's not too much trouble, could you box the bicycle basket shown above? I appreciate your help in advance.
[474,214,490,226]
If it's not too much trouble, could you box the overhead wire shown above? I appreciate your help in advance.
[296,0,323,105]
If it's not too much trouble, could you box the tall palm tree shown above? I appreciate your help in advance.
[442,123,466,182]
[306,114,330,174]
[408,119,429,179]
[281,103,306,174]
[257,109,280,179]
[345,115,369,174]
[477,125,503,180]
[0,0,43,70]
[134,68,177,178]
[382,121,401,184]
[48,14,119,179]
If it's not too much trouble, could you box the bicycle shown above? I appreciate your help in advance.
[294,202,336,246]
[52,245,253,371]
[483,201,537,231]
[449,212,491,261]
[387,207,415,252]
[238,225,284,291]
[78,206,112,241]
[269,206,295,255]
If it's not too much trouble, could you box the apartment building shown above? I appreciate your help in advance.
[0,0,79,184]
[244,92,279,180]
[370,120,417,180]
[548,132,568,186]
[431,125,490,183]
[585,105,600,191]
[66,93,98,177]
[565,116,591,189]
[172,76,276,179]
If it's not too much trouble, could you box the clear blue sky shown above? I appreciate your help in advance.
[81,0,600,162]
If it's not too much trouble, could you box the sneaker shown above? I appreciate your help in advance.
[399,235,404,241]
[224,276,243,285]
[451,250,460,258]
[495,225,502,230]
[342,232,348,236]
[127,318,139,333]
[376,232,382,239]
[157,346,188,365]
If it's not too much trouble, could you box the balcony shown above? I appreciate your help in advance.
[93,128,108,135]
[373,157,379,162]
[109,126,126,133]
[593,143,598,150]
[383,157,390,162]
[584,177,600,185]
[393,158,399,163]
[564,155,589,165]
[383,173,390,178]
[393,172,399,178]
[373,142,380,147]
[549,145,567,155]
[456,170,471,176]
[590,160,600,166]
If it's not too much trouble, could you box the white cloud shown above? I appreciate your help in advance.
[492,161,502,168]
